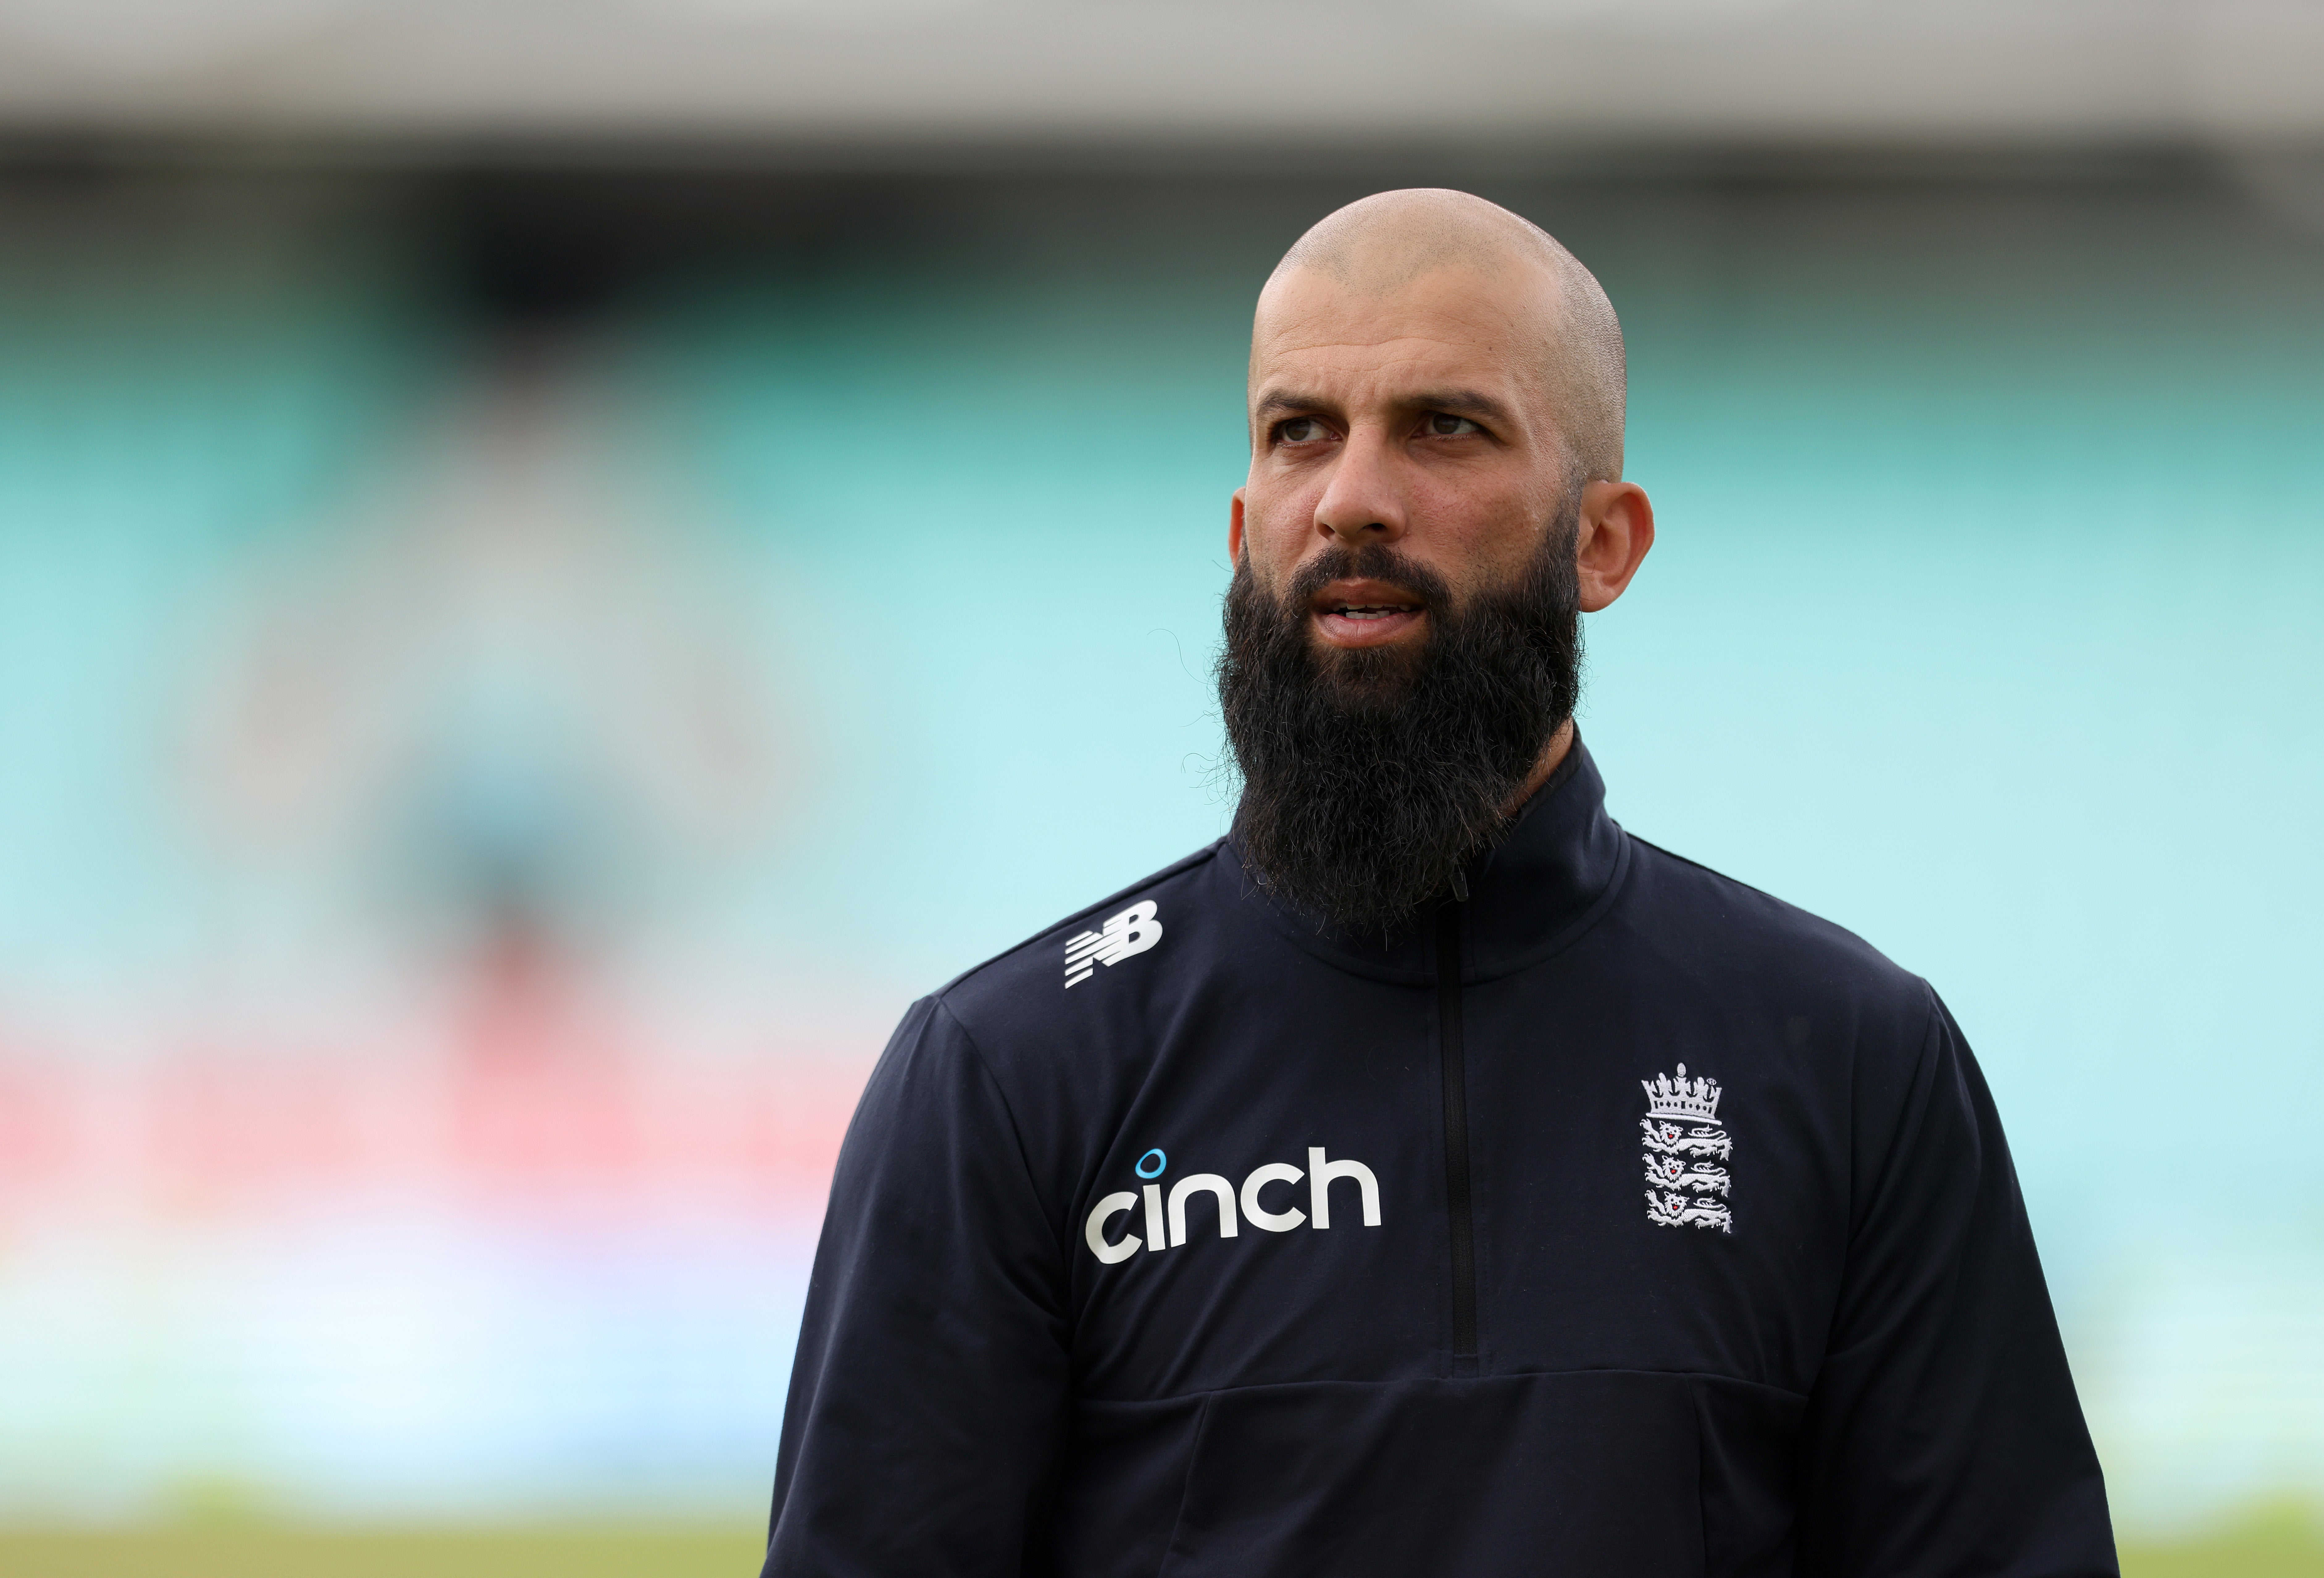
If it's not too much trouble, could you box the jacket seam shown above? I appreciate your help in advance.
[1846,986,1947,1252]
[930,998,1073,1274]
[1624,833,1805,913]
[1077,1365,1809,1409]
[1154,1392,1214,1578]
[931,840,1227,997]
[1622,834,1907,977]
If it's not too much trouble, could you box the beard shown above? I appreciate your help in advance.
[1217,501,1583,937]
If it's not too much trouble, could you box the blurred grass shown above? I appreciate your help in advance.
[0,1519,2320,1575]
[2122,1509,2324,1578]
[0,1525,766,1576]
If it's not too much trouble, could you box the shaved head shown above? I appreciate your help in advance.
[1260,188,1627,482]
[1224,188,1657,930]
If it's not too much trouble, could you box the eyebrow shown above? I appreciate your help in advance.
[1251,390,1330,421]
[1252,387,1519,429]
[1411,389,1519,427]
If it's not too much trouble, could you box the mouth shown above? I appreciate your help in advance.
[1310,577,1426,648]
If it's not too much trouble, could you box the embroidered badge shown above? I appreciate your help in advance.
[1641,1063,1732,1233]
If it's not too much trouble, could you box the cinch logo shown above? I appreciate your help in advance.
[1064,901,1163,988]
[1082,1147,1381,1263]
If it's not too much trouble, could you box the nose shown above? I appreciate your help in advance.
[1311,430,1408,548]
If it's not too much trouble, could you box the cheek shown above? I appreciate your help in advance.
[1240,478,1323,562]
[1427,478,1554,563]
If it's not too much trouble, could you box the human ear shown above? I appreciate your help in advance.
[1574,481,1655,613]
[1229,489,1247,564]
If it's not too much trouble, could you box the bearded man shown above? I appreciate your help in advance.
[762,190,2116,1577]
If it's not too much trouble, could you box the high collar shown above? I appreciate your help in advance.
[1217,738,1631,987]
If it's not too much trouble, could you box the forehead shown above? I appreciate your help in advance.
[1249,262,1555,402]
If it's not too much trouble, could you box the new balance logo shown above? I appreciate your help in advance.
[1064,901,1163,988]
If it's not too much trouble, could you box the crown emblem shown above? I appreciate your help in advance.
[1641,1063,1722,1123]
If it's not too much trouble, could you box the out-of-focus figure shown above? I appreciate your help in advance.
[198,335,783,1063]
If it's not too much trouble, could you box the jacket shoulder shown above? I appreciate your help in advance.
[1618,833,1932,1016]
[929,838,1228,1011]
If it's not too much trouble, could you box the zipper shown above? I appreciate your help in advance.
[1436,896,1480,1373]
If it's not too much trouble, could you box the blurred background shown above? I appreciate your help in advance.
[0,2,2320,1574]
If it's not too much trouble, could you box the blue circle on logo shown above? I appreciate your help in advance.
[1134,1148,1167,1179]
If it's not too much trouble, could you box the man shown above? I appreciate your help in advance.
[763,189,2116,1576]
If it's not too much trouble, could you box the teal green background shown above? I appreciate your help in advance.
[0,170,2318,1530]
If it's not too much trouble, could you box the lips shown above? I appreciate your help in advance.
[1310,577,1425,647]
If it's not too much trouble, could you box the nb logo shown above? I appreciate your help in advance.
[1064,901,1163,988]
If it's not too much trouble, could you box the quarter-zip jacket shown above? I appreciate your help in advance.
[765,745,2116,1577]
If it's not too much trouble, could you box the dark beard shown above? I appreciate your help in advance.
[1217,506,1583,936]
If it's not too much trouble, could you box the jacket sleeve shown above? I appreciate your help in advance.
[763,997,1072,1578]
[1795,989,2117,1577]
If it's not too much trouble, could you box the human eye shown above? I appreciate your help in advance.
[1422,412,1482,437]
[1274,416,1333,445]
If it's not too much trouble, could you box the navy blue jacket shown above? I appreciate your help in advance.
[765,745,2115,1576]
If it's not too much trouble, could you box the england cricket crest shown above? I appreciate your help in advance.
[1641,1063,1733,1233]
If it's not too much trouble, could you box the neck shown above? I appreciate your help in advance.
[1503,720,1576,817]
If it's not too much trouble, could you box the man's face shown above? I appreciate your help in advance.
[1217,259,1595,934]
[1233,261,1575,650]
[1218,244,1652,933]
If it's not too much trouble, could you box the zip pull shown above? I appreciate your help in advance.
[1449,867,1470,903]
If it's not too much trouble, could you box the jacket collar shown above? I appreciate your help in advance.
[1218,737,1631,986]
